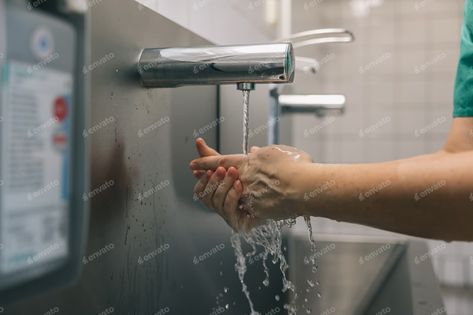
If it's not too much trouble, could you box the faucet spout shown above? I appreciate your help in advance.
[138,43,295,89]
[279,94,346,116]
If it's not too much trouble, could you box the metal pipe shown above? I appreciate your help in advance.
[138,43,295,88]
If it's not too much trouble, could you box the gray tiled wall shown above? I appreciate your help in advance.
[288,1,472,314]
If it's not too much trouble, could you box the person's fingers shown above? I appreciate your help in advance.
[193,170,211,201]
[190,154,245,171]
[222,179,244,231]
[213,167,239,211]
[196,137,220,157]
[202,167,226,208]
[225,183,264,233]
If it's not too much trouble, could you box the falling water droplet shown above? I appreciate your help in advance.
[263,279,269,287]
[275,295,280,301]
[224,287,229,293]
[307,280,315,287]
[316,292,322,298]
[284,303,297,315]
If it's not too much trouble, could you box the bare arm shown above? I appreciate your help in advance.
[294,118,473,241]
[191,119,473,241]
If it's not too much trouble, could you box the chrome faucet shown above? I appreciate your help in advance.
[278,94,346,117]
[268,88,346,144]
[267,28,355,144]
[283,28,354,75]
[138,43,295,91]
[137,29,353,90]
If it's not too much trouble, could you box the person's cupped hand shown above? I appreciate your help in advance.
[190,138,313,232]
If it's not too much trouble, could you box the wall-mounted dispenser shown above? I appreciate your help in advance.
[0,0,89,303]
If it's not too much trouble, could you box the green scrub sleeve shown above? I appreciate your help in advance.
[453,0,473,117]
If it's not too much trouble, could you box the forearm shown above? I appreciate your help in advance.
[295,151,473,241]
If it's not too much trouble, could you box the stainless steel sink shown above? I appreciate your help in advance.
[288,237,445,315]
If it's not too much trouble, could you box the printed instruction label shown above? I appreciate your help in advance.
[0,61,72,274]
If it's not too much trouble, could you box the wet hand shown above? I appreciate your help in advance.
[192,165,262,231]
[191,142,313,231]
[191,138,255,230]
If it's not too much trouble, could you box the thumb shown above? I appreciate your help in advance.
[196,138,220,157]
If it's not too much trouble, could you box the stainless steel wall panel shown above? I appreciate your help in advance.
[3,1,285,314]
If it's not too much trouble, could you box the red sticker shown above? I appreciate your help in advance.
[53,97,68,122]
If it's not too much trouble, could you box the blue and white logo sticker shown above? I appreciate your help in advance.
[31,27,54,60]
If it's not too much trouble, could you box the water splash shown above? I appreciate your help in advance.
[248,221,295,293]
[230,233,260,315]
[230,90,302,315]
[231,220,299,315]
[299,217,321,312]
[304,216,318,268]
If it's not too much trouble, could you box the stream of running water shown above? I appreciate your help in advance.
[242,89,250,155]
[228,90,317,315]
